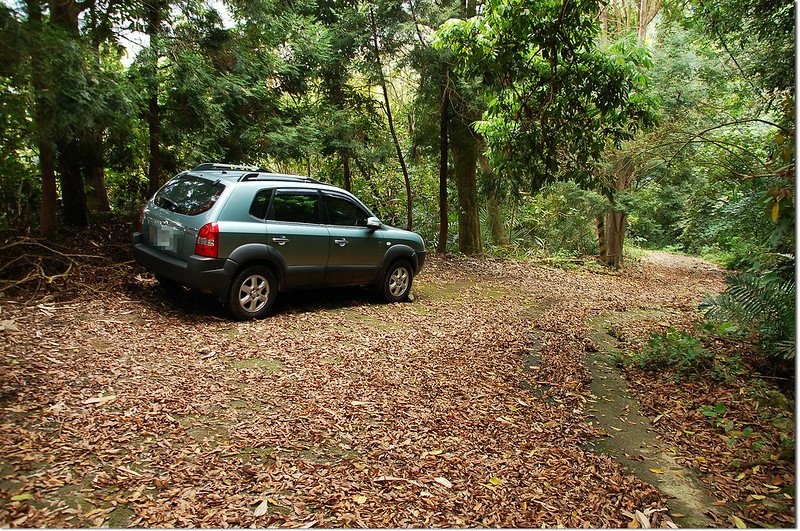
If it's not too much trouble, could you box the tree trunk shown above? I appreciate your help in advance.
[636,0,662,43]
[26,0,58,238]
[58,139,89,226]
[343,155,351,191]
[146,1,164,198]
[450,119,481,255]
[84,128,109,212]
[38,140,58,238]
[353,158,383,220]
[437,71,450,253]
[50,0,89,226]
[85,161,110,212]
[369,8,412,231]
[85,4,110,212]
[486,193,505,246]
[605,209,627,269]
[478,151,506,246]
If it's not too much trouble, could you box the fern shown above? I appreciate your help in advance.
[702,266,796,360]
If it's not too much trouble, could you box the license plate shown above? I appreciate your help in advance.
[149,223,180,252]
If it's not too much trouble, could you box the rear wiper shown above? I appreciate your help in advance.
[157,196,178,211]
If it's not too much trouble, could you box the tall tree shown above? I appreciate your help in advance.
[145,0,168,197]
[436,0,658,263]
[23,0,58,237]
[367,5,413,231]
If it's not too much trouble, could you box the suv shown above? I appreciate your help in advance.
[132,163,426,320]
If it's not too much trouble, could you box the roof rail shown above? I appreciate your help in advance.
[239,173,321,184]
[192,162,269,172]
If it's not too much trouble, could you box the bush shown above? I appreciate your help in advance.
[512,181,607,257]
[628,327,744,382]
[702,255,796,361]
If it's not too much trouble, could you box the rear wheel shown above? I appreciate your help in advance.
[381,260,413,303]
[227,266,277,320]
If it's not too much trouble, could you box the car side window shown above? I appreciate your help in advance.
[249,189,273,219]
[269,191,319,224]
[325,195,369,227]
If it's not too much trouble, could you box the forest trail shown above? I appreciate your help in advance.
[642,250,726,273]
[2,250,789,528]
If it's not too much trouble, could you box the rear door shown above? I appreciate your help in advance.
[266,189,330,287]
[144,173,226,259]
[323,192,385,285]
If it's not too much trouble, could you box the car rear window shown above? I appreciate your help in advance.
[154,174,225,216]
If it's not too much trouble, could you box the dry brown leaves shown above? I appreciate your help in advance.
[0,244,793,527]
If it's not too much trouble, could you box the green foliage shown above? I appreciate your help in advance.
[624,183,684,248]
[434,1,658,193]
[511,182,607,257]
[702,261,796,360]
[691,0,795,94]
[628,327,744,382]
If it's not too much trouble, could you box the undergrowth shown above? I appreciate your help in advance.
[624,326,745,383]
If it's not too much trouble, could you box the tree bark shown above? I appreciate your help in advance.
[50,0,90,226]
[486,193,505,246]
[604,209,627,269]
[26,0,58,238]
[636,0,662,43]
[85,3,110,212]
[369,8,413,231]
[437,71,450,253]
[478,151,506,246]
[58,139,89,226]
[450,118,481,255]
[343,155,351,192]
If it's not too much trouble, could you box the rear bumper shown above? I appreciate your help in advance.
[132,233,233,301]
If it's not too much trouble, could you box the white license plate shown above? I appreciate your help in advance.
[149,223,180,252]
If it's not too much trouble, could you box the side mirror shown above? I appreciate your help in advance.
[366,217,381,231]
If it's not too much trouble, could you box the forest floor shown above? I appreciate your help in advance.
[0,231,795,528]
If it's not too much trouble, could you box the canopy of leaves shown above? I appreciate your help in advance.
[434,0,658,194]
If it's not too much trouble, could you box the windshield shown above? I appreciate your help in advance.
[154,174,225,216]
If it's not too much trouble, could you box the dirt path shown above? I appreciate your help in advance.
[642,250,726,273]
[0,252,733,527]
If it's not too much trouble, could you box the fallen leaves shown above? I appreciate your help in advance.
[83,394,117,405]
[253,499,270,517]
[0,250,792,528]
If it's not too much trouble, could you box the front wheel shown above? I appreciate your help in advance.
[227,266,277,320]
[381,260,413,303]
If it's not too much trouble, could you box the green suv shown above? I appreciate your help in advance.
[132,163,426,320]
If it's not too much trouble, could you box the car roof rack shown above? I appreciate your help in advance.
[239,172,321,184]
[192,162,269,173]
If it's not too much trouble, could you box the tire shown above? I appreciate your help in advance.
[227,266,277,320]
[155,274,185,294]
[381,260,413,303]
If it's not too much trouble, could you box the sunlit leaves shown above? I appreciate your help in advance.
[434,0,658,193]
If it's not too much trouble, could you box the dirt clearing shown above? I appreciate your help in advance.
[0,252,793,527]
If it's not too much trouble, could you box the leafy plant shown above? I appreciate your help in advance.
[702,262,796,360]
[628,327,744,382]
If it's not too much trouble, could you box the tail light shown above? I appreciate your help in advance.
[195,222,219,257]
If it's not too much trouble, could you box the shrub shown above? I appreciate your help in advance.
[629,327,745,382]
[629,328,714,380]
[702,255,796,361]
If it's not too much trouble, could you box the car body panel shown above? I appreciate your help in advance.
[133,164,426,316]
[265,221,331,287]
[325,225,387,284]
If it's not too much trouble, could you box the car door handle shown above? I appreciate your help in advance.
[334,238,348,247]
[272,236,289,246]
